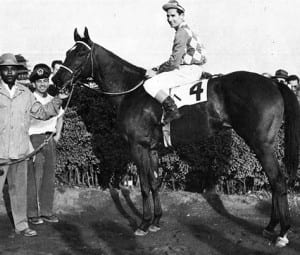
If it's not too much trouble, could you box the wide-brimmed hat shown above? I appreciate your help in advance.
[162,0,185,13]
[29,63,51,82]
[273,69,288,79]
[0,53,24,68]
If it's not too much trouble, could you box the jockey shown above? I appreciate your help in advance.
[144,0,207,125]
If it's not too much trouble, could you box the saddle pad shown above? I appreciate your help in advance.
[169,79,208,109]
[162,79,208,147]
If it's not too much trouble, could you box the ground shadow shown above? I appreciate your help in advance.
[92,220,151,255]
[109,187,138,230]
[120,187,143,219]
[255,199,271,217]
[202,193,263,236]
[53,220,105,255]
[186,221,273,255]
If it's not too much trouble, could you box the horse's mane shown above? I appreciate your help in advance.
[96,43,146,75]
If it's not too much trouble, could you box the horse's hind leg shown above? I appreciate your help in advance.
[254,143,290,247]
[148,149,162,232]
[130,143,154,236]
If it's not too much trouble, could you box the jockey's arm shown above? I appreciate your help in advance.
[158,28,188,73]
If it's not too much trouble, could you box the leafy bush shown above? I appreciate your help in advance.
[56,88,130,188]
[56,108,101,187]
[55,89,299,194]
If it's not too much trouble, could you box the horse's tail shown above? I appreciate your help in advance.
[277,82,300,180]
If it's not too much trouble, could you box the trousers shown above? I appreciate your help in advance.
[0,159,29,231]
[143,64,203,103]
[27,134,56,218]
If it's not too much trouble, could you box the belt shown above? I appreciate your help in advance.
[44,132,53,136]
[35,132,53,136]
[30,132,53,137]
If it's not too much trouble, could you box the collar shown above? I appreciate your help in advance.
[33,91,49,99]
[175,21,187,31]
[179,21,187,27]
[0,79,26,97]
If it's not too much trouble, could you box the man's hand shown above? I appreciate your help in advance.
[145,68,157,78]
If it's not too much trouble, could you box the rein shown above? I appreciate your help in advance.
[80,80,145,96]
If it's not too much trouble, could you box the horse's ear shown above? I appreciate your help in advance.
[74,28,81,41]
[83,27,90,41]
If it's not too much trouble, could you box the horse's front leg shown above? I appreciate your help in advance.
[131,143,153,236]
[149,149,162,232]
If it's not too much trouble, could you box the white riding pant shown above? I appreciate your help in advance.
[144,65,203,103]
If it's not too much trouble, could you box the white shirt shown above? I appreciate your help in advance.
[2,81,16,98]
[29,92,64,135]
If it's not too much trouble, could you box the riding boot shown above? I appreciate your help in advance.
[162,96,181,125]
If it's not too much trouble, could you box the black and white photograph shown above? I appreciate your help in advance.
[1,0,300,254]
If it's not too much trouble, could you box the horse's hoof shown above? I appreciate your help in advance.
[149,225,161,232]
[134,228,148,236]
[275,235,289,248]
[262,229,276,239]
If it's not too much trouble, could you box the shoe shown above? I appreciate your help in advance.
[15,228,37,237]
[28,217,44,225]
[41,215,59,223]
[162,96,181,125]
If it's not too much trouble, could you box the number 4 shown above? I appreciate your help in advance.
[189,83,203,101]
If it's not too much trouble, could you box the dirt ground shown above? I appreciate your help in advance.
[0,186,300,255]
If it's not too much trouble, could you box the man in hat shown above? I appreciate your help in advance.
[27,63,64,225]
[273,69,288,85]
[143,0,206,125]
[0,53,65,237]
[287,74,300,103]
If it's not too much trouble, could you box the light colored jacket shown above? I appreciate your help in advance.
[0,82,62,159]
[159,22,206,73]
[29,92,64,135]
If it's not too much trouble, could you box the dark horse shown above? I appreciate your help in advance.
[53,28,300,247]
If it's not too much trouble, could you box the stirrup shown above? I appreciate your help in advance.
[162,111,181,125]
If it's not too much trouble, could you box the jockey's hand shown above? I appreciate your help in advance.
[145,68,157,78]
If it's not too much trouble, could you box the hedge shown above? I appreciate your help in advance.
[55,88,300,193]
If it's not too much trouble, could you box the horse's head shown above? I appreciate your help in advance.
[52,27,93,92]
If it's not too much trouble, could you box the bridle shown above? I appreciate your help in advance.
[59,41,93,91]
[59,41,145,96]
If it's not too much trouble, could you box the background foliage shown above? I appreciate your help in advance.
[56,88,300,193]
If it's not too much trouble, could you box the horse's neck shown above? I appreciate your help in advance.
[93,45,145,106]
